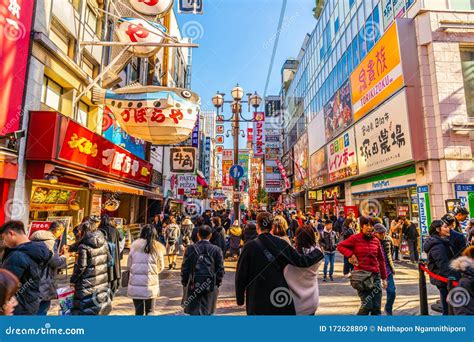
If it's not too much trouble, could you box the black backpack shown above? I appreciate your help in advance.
[187,245,216,294]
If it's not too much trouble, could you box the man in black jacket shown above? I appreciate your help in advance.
[210,216,226,256]
[402,219,419,263]
[181,225,224,315]
[0,220,51,315]
[235,212,324,315]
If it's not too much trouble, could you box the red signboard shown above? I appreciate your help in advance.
[58,120,152,185]
[0,0,35,135]
[28,221,53,239]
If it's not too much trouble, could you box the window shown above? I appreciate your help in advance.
[42,77,63,111]
[450,0,474,10]
[49,24,74,58]
[366,15,375,52]
[358,29,367,60]
[335,17,340,34]
[461,48,474,117]
[81,55,96,78]
[372,4,381,43]
[77,101,89,126]
[352,38,359,68]
[349,0,356,8]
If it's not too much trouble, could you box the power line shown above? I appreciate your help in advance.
[263,0,288,102]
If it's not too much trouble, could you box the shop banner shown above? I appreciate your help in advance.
[222,149,233,161]
[191,117,200,148]
[169,147,197,173]
[282,149,294,176]
[203,137,211,182]
[327,128,358,183]
[324,79,353,141]
[28,221,53,239]
[308,110,326,155]
[102,113,146,159]
[0,0,35,135]
[276,159,290,190]
[253,112,265,157]
[351,168,416,195]
[381,0,394,31]
[309,148,328,188]
[344,205,359,218]
[59,120,152,185]
[177,174,197,194]
[350,23,404,121]
[237,151,250,191]
[354,90,413,176]
[417,185,431,236]
[293,133,309,190]
[222,160,233,187]
[454,184,474,230]
[247,127,253,149]
[393,0,406,18]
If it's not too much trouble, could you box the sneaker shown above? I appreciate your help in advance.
[330,276,334,281]
[323,277,327,282]
[168,264,173,270]
[172,262,177,269]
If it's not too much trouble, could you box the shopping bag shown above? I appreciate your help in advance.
[57,286,75,315]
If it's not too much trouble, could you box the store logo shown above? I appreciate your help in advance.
[372,180,390,189]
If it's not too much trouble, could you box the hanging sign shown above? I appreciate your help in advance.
[170,147,197,173]
[129,0,174,16]
[326,128,358,183]
[177,174,197,194]
[191,117,200,148]
[116,18,167,56]
[417,185,432,236]
[178,0,203,14]
[253,112,265,158]
[276,159,290,190]
[324,79,353,141]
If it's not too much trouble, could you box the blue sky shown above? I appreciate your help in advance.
[176,0,316,149]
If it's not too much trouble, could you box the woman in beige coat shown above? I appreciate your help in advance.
[390,217,404,261]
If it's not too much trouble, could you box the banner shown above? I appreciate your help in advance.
[327,128,358,183]
[170,147,197,173]
[177,174,197,194]
[309,148,328,188]
[222,149,234,187]
[417,185,431,236]
[324,79,353,141]
[203,137,211,182]
[354,90,412,176]
[293,133,309,191]
[253,112,265,157]
[191,117,200,148]
[350,23,404,121]
[276,159,290,190]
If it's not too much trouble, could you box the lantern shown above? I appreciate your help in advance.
[93,85,201,145]
[116,18,166,56]
[129,0,174,17]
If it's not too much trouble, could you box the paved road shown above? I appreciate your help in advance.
[51,253,440,316]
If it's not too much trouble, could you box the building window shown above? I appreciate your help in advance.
[42,77,63,112]
[81,54,97,78]
[461,48,474,117]
[77,101,89,126]
[450,0,474,10]
[68,0,80,11]
[49,23,74,59]
[85,5,102,37]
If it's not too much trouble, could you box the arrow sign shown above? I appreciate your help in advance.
[229,164,244,179]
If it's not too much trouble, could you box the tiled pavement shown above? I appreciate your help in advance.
[50,253,440,316]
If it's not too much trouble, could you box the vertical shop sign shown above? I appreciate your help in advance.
[417,186,431,236]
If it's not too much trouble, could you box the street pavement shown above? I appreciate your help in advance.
[51,253,440,316]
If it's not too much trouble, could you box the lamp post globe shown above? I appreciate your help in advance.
[249,91,262,108]
[212,92,224,108]
[231,84,244,101]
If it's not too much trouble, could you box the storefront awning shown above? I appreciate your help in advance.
[197,175,208,187]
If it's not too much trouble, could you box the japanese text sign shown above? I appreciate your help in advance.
[354,90,412,176]
[350,23,404,121]
[326,128,358,183]
[253,113,266,158]
[170,147,196,173]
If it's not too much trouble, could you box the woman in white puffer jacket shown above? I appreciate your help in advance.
[127,224,166,315]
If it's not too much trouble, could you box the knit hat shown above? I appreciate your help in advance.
[374,223,387,233]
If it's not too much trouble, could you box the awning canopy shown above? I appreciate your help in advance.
[197,175,208,187]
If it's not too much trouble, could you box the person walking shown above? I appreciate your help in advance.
[242,221,258,244]
[70,221,112,315]
[390,217,404,261]
[30,221,69,315]
[402,218,419,263]
[235,212,324,315]
[320,220,337,282]
[228,221,243,260]
[284,225,322,315]
[221,211,231,233]
[164,216,180,270]
[333,211,346,239]
[151,214,165,245]
[337,216,388,315]
[341,218,356,277]
[450,246,474,315]
[0,269,20,316]
[272,215,291,244]
[0,221,51,315]
[98,214,122,299]
[424,219,459,315]
[210,216,226,257]
[180,217,194,250]
[374,224,396,315]
[127,225,166,315]
[181,225,225,315]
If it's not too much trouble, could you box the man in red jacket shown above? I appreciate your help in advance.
[337,216,388,315]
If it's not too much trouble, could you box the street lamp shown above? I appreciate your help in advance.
[213,84,262,223]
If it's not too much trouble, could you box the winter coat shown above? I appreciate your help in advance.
[1,241,51,315]
[99,224,122,285]
[127,238,166,299]
[402,222,419,241]
[243,225,258,243]
[333,217,345,235]
[181,240,225,315]
[390,220,403,247]
[284,246,322,315]
[450,229,467,258]
[342,224,356,241]
[180,223,194,247]
[70,231,111,315]
[423,235,459,288]
[164,224,180,255]
[235,233,324,315]
[467,227,474,246]
[450,256,474,315]
[337,232,388,279]
[378,236,395,275]
[30,230,67,301]
[229,226,242,250]
[320,229,338,253]
[210,225,226,256]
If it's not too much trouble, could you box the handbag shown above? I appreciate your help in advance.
[121,270,130,288]
[349,270,375,291]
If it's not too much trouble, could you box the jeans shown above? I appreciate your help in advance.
[357,275,382,315]
[132,298,156,315]
[323,252,335,277]
[37,300,51,315]
[385,273,396,314]
[407,240,419,262]
[393,246,399,261]
[343,256,354,275]
[437,286,449,315]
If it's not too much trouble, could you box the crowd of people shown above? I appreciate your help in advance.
[0,205,472,316]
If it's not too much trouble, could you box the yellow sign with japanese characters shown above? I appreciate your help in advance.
[350,22,404,121]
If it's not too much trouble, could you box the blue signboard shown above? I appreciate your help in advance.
[191,117,200,148]
[230,164,244,179]
[179,0,203,14]
[102,124,145,159]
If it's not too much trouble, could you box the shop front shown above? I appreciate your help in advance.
[309,184,345,218]
[350,166,418,222]
[25,111,157,239]
[0,150,19,224]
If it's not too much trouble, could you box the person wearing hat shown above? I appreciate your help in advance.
[441,213,467,258]
[453,206,470,234]
[374,223,396,315]
[319,220,337,281]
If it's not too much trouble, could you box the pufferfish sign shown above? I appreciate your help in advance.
[93,85,200,145]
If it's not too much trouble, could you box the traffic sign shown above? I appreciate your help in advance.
[229,164,244,179]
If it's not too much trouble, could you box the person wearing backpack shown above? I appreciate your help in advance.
[164,216,181,270]
[181,225,224,315]
[99,215,122,298]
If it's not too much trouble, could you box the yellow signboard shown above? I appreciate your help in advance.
[350,22,404,121]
